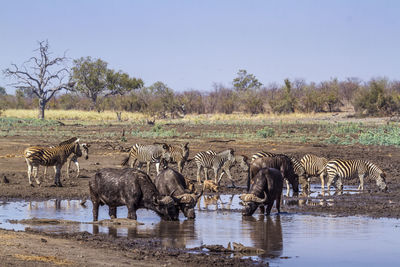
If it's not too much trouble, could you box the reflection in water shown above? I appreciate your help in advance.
[199,194,236,210]
[242,215,283,259]
[154,219,197,249]
[2,196,400,266]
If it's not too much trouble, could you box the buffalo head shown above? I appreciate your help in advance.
[174,190,202,219]
[240,192,267,216]
[153,193,180,221]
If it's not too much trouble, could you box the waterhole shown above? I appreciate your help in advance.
[0,185,399,266]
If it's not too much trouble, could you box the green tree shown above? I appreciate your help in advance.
[233,69,262,92]
[269,79,296,113]
[3,41,73,119]
[71,57,143,110]
[353,79,397,116]
[232,69,264,113]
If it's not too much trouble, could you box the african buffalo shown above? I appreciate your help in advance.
[241,167,283,216]
[89,168,179,221]
[155,168,202,219]
[249,156,299,196]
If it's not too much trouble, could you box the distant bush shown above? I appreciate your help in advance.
[353,80,400,116]
[257,126,275,138]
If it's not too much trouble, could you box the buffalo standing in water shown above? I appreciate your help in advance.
[89,168,179,221]
[241,168,283,216]
[155,168,202,219]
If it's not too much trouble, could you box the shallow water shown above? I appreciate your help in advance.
[0,185,399,266]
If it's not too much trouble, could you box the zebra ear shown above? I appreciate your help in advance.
[75,138,80,143]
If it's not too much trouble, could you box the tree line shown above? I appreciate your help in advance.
[2,41,400,119]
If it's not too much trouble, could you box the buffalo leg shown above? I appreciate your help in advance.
[91,198,99,221]
[276,194,281,213]
[259,205,265,214]
[109,206,117,219]
[265,200,274,215]
[127,206,137,220]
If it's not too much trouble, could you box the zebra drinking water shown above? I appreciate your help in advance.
[325,158,388,194]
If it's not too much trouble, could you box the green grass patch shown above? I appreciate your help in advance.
[257,126,275,138]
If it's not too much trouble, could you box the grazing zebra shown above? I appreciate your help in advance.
[24,137,83,187]
[325,159,388,194]
[165,142,189,173]
[207,150,249,187]
[194,149,235,184]
[251,151,307,195]
[44,141,90,179]
[300,154,328,191]
[121,143,171,175]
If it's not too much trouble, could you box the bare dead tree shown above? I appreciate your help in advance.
[3,40,73,119]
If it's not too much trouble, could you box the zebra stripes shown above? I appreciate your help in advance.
[167,143,189,173]
[194,149,235,184]
[24,137,83,187]
[121,143,171,175]
[44,141,90,179]
[301,154,328,190]
[206,150,249,187]
[325,159,387,193]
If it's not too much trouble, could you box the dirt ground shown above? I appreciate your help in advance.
[1,122,400,266]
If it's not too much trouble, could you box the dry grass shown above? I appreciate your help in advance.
[2,109,148,122]
[2,109,388,127]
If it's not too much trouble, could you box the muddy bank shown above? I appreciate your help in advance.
[0,229,261,266]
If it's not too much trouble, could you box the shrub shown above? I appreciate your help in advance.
[257,126,275,138]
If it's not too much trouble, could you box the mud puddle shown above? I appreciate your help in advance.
[1,186,400,266]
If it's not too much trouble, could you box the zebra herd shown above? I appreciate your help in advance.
[23,137,388,195]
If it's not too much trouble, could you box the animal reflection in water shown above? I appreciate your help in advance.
[28,199,84,211]
[93,220,197,249]
[198,195,235,210]
[241,215,283,259]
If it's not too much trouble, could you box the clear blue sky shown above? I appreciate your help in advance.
[1,0,400,94]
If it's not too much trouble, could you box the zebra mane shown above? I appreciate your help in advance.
[58,137,78,146]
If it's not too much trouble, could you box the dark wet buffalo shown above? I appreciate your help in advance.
[89,168,179,221]
[241,168,283,216]
[249,156,299,196]
[155,168,202,219]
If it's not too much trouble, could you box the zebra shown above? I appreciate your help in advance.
[251,151,307,196]
[194,149,235,185]
[121,143,171,175]
[325,159,388,194]
[162,142,189,173]
[300,154,328,191]
[206,150,249,187]
[24,137,83,187]
[44,141,90,179]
